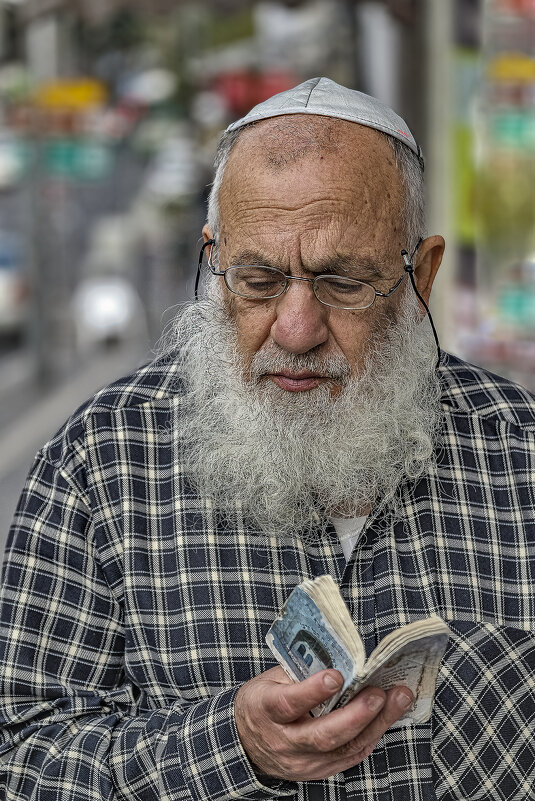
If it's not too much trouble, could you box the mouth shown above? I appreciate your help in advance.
[267,371,326,392]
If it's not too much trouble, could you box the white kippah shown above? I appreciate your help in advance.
[225,76,423,168]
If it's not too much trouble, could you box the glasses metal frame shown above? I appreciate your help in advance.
[202,240,407,311]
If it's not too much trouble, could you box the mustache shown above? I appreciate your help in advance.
[247,343,352,383]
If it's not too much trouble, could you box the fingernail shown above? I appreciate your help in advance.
[367,694,385,713]
[323,673,342,691]
[395,689,413,710]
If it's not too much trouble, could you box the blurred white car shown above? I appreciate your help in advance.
[71,275,147,350]
[0,232,30,339]
[122,68,177,106]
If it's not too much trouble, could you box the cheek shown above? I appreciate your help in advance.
[231,301,275,362]
[342,299,402,372]
[331,311,378,369]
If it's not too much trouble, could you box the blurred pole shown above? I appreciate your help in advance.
[342,0,360,86]
[354,1,401,109]
[24,4,76,80]
[424,0,455,351]
[25,131,56,389]
[24,12,62,390]
[0,5,5,64]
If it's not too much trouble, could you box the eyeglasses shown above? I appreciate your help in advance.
[203,244,406,311]
[196,238,441,367]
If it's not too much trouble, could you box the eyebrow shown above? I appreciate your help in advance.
[230,248,388,280]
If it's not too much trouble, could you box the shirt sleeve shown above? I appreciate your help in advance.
[0,450,296,801]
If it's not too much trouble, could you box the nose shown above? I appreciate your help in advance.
[270,279,330,355]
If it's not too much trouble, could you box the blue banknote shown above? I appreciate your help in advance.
[266,584,355,715]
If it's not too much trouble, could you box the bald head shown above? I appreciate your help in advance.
[232,114,346,170]
[207,113,425,251]
[226,114,399,175]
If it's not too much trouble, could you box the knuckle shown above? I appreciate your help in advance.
[311,726,338,754]
[344,736,379,763]
[360,742,377,760]
[288,725,313,752]
[341,735,367,759]
[275,689,299,721]
[263,731,283,758]
[276,749,310,780]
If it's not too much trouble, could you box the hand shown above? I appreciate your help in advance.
[234,667,413,782]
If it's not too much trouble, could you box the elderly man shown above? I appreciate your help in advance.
[1,78,534,801]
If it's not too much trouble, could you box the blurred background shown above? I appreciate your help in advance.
[1,0,535,556]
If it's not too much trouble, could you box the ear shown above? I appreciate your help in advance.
[201,224,215,267]
[412,235,445,306]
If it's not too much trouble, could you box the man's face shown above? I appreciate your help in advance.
[209,119,413,395]
[181,118,444,531]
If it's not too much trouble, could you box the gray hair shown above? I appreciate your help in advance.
[206,119,425,255]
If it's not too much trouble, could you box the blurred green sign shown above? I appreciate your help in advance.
[491,111,535,149]
[498,284,535,331]
[44,140,112,179]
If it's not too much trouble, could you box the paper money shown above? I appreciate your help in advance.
[266,575,450,722]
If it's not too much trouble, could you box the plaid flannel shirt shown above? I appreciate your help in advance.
[1,352,534,801]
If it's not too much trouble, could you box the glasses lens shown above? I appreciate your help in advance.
[226,266,287,298]
[315,276,375,309]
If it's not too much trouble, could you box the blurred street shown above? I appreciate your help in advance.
[0,143,199,557]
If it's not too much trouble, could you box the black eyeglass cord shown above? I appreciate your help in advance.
[401,239,442,369]
[195,238,215,300]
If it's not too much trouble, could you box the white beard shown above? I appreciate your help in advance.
[160,284,442,540]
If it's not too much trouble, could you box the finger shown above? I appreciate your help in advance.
[290,685,387,753]
[269,669,344,724]
[347,685,413,748]
[262,665,295,683]
[327,685,414,765]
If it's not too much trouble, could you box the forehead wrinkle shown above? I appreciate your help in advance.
[221,148,402,238]
[222,193,363,221]
[227,245,390,280]
[219,127,405,277]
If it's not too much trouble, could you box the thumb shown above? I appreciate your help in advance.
[268,669,344,724]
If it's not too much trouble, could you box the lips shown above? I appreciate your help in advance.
[269,371,324,392]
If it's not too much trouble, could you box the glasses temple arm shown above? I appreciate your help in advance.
[195,239,215,301]
[401,247,442,370]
